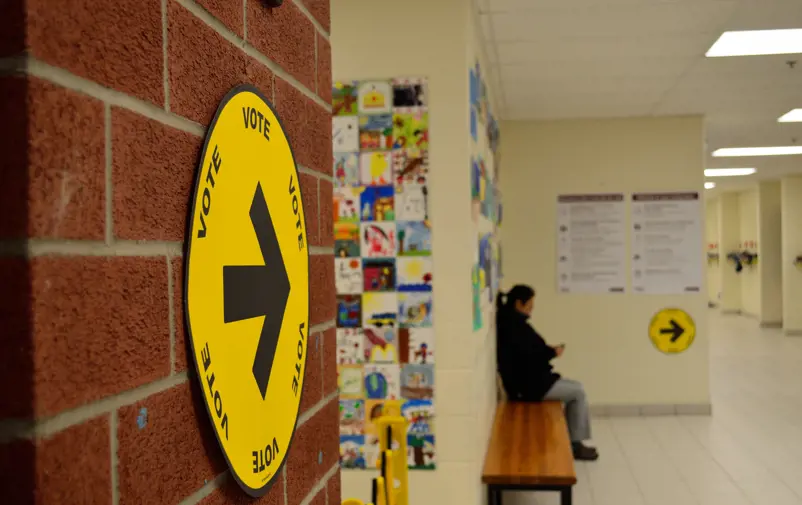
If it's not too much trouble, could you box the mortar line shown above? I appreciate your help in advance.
[299,165,333,183]
[297,391,337,429]
[167,255,177,375]
[104,104,114,245]
[0,373,188,442]
[177,472,228,505]
[282,465,289,505]
[110,410,120,505]
[310,319,335,334]
[291,0,330,40]
[299,464,340,505]
[309,246,334,256]
[0,239,183,258]
[162,0,170,112]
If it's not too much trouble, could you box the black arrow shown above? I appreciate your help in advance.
[223,183,291,400]
[660,319,685,343]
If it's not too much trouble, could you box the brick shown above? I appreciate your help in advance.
[173,256,190,373]
[26,0,163,105]
[321,328,337,396]
[0,0,25,56]
[112,108,202,241]
[198,0,243,37]
[0,256,33,418]
[300,331,323,415]
[316,34,332,105]
[286,398,339,505]
[300,173,319,246]
[199,472,283,505]
[309,255,335,326]
[245,58,275,102]
[248,0,315,91]
[307,487,326,505]
[118,381,226,505]
[0,416,111,505]
[169,1,247,125]
[300,0,330,32]
[0,76,105,241]
[275,78,332,175]
[327,467,341,505]
[26,257,169,417]
[319,179,333,247]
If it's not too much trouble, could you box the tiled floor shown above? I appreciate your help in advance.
[504,311,802,505]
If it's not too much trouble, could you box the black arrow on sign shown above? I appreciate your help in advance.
[223,183,291,400]
[660,319,685,343]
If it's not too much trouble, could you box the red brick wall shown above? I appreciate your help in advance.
[0,1,337,504]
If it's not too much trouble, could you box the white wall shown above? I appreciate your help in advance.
[500,117,710,407]
[705,198,720,304]
[758,181,783,326]
[781,176,802,334]
[738,190,760,317]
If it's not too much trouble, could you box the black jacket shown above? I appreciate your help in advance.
[496,309,560,401]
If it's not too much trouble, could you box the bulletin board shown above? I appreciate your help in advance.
[332,78,436,471]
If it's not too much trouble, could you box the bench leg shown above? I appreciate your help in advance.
[487,485,502,505]
[560,487,572,505]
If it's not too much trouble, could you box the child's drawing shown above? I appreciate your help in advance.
[339,399,365,435]
[392,149,429,186]
[360,151,392,186]
[361,222,396,258]
[392,112,429,149]
[361,292,397,327]
[360,186,395,221]
[364,364,401,400]
[333,81,358,116]
[407,328,434,364]
[396,221,431,257]
[335,223,360,257]
[392,78,427,111]
[358,81,393,115]
[337,328,364,365]
[334,152,359,187]
[333,116,359,152]
[396,257,433,292]
[340,435,366,469]
[363,258,396,292]
[395,185,428,221]
[407,435,435,470]
[338,365,363,398]
[398,293,433,328]
[402,398,434,435]
[359,114,394,150]
[334,187,362,223]
[364,400,386,435]
[335,258,363,294]
[401,364,434,400]
[364,324,398,363]
[337,295,362,328]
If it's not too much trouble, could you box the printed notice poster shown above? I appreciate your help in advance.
[631,192,703,294]
[556,194,627,294]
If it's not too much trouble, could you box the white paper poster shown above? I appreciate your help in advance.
[556,194,627,294]
[631,192,703,294]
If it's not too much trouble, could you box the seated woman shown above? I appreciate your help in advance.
[496,284,598,461]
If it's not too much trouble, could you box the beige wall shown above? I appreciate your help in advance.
[718,192,742,313]
[738,190,760,317]
[705,198,720,304]
[781,176,802,334]
[758,182,783,326]
[500,117,710,407]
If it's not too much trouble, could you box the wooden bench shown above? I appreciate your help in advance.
[482,401,577,505]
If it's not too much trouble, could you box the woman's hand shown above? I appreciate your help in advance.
[554,344,565,357]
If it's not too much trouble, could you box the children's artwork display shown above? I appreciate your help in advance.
[333,77,436,470]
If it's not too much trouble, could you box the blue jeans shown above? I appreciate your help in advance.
[544,378,591,442]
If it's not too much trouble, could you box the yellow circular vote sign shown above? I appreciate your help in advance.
[184,85,309,497]
[648,308,695,354]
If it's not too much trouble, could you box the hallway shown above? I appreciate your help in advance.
[508,311,802,505]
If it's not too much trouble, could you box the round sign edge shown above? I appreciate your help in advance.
[182,83,311,498]
[648,307,696,355]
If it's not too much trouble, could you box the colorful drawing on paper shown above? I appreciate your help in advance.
[333,116,359,152]
[358,81,393,115]
[401,364,434,400]
[361,222,397,258]
[359,114,393,150]
[395,185,428,221]
[397,221,431,256]
[364,364,401,400]
[362,292,398,327]
[334,152,359,187]
[360,186,395,221]
[407,435,435,470]
[392,149,429,186]
[359,151,392,186]
[364,324,398,363]
[340,435,366,469]
[334,187,362,223]
[333,81,358,116]
[364,400,387,434]
[339,365,364,398]
[335,258,363,294]
[405,328,435,364]
[393,78,427,110]
[337,328,364,365]
[399,293,433,328]
[396,257,433,292]
[335,222,360,258]
[393,112,429,149]
[402,398,434,435]
[363,258,396,293]
[340,399,365,435]
[337,295,362,328]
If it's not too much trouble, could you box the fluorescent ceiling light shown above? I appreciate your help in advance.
[705,182,716,189]
[704,168,756,177]
[706,29,802,57]
[778,109,802,122]
[712,146,802,157]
